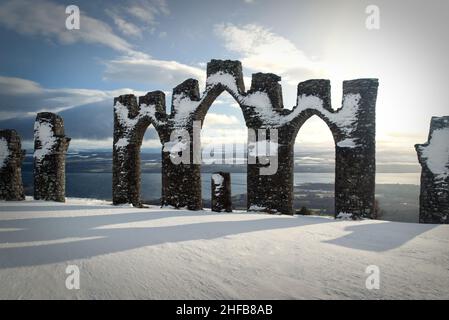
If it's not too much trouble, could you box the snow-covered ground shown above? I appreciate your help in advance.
[0,198,448,299]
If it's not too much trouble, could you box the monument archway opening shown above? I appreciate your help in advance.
[200,91,247,210]
[293,115,335,215]
[140,126,163,205]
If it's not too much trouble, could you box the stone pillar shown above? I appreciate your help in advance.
[334,79,378,219]
[161,79,202,210]
[113,94,142,206]
[245,73,295,214]
[161,149,202,210]
[0,129,25,201]
[415,116,449,224]
[247,127,294,214]
[211,172,232,212]
[34,112,71,202]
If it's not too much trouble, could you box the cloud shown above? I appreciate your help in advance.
[0,0,143,56]
[107,11,143,38]
[203,113,241,127]
[105,0,170,38]
[127,0,170,25]
[103,57,205,88]
[0,75,144,119]
[214,23,322,85]
[0,0,203,94]
[201,112,246,145]
[0,75,160,149]
[0,99,160,149]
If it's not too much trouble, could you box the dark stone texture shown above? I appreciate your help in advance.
[112,59,379,219]
[334,79,378,219]
[34,112,71,202]
[415,116,449,224]
[211,172,232,212]
[112,92,167,207]
[0,129,25,201]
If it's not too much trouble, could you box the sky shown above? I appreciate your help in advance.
[0,0,448,168]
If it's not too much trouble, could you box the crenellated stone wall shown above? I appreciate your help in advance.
[415,116,449,224]
[0,129,25,201]
[34,112,71,202]
[112,59,379,218]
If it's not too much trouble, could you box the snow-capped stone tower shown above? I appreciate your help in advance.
[0,129,25,201]
[415,116,449,224]
[34,112,71,202]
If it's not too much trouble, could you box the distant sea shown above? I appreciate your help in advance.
[21,171,420,201]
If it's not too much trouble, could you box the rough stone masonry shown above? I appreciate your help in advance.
[0,129,25,201]
[112,59,378,218]
[34,112,71,202]
[415,116,449,224]
[211,172,232,212]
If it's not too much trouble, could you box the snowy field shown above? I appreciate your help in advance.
[0,198,448,299]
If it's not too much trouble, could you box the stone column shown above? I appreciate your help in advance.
[34,112,71,202]
[247,127,294,214]
[0,129,25,201]
[245,73,294,214]
[334,79,378,219]
[161,79,202,210]
[112,94,142,206]
[211,172,232,212]
[415,116,449,224]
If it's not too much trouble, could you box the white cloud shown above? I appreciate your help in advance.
[201,113,246,145]
[0,75,144,119]
[107,11,143,38]
[106,0,170,39]
[0,0,203,95]
[203,113,241,127]
[214,23,323,85]
[0,0,142,56]
[127,0,170,25]
[103,57,205,88]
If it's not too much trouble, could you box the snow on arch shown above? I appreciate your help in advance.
[113,100,163,149]
[0,137,10,168]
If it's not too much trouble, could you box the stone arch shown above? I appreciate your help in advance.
[284,79,378,217]
[155,60,249,210]
[112,59,378,219]
[193,60,248,126]
[112,91,167,207]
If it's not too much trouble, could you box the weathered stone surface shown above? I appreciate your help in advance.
[415,116,449,224]
[34,112,71,202]
[112,59,379,219]
[112,92,167,207]
[211,172,232,212]
[0,129,25,201]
